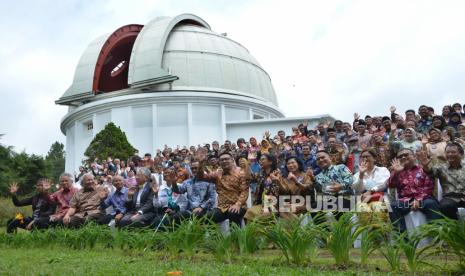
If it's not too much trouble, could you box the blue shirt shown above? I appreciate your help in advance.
[315,164,354,196]
[101,187,128,215]
[175,178,216,211]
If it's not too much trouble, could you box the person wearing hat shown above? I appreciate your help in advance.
[206,153,219,172]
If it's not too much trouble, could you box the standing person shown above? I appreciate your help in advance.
[423,128,447,161]
[371,133,392,168]
[389,126,422,156]
[62,174,106,228]
[387,149,440,233]
[356,120,373,149]
[201,152,249,227]
[6,179,55,233]
[45,173,78,228]
[299,144,320,175]
[442,105,452,123]
[417,105,433,135]
[448,112,463,130]
[125,169,137,188]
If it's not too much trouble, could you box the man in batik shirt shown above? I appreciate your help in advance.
[388,148,440,233]
[418,142,465,219]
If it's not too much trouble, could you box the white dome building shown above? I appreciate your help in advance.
[57,14,331,171]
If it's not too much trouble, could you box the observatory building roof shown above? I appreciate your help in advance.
[57,13,278,106]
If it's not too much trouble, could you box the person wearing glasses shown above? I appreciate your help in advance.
[387,148,440,233]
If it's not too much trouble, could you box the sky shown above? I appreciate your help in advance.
[1,0,465,156]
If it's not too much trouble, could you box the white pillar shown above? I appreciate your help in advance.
[187,103,193,146]
[152,104,158,152]
[221,104,226,142]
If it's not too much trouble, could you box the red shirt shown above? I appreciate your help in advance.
[388,165,434,201]
[50,187,77,219]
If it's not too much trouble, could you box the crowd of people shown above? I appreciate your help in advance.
[6,103,465,236]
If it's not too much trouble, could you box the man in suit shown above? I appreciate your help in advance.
[118,167,155,228]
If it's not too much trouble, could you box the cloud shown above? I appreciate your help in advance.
[1,0,464,155]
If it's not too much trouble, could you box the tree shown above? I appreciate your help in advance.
[84,122,136,164]
[46,142,65,183]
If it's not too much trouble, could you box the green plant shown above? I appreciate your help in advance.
[379,239,402,272]
[230,221,264,255]
[399,231,435,273]
[421,217,465,270]
[204,226,235,262]
[84,122,136,163]
[324,212,363,265]
[163,216,207,257]
[263,216,320,265]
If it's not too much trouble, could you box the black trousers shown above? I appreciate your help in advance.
[118,212,156,228]
[208,207,246,227]
[439,197,465,220]
[6,217,34,233]
[152,210,191,231]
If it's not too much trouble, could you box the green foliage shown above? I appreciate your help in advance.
[45,141,65,183]
[0,136,52,197]
[378,237,402,272]
[323,212,363,265]
[162,216,208,257]
[0,197,31,226]
[230,221,265,255]
[84,122,136,164]
[204,226,235,262]
[263,215,321,265]
[421,216,465,270]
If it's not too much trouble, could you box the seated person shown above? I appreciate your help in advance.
[170,161,216,217]
[388,148,441,233]
[353,149,390,223]
[244,154,279,221]
[270,156,314,220]
[42,172,77,228]
[7,179,55,233]
[99,175,128,225]
[118,167,155,228]
[201,152,249,227]
[418,142,465,219]
[63,174,106,228]
[314,150,354,218]
[144,167,189,229]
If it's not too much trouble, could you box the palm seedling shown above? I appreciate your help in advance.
[262,216,320,265]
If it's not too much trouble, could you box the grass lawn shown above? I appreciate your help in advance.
[0,246,460,275]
